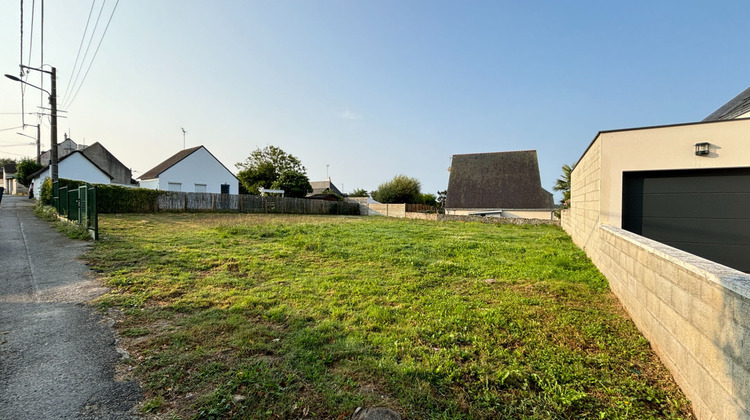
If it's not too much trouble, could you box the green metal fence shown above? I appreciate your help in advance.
[51,180,98,240]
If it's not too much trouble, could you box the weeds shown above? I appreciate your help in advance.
[34,203,92,240]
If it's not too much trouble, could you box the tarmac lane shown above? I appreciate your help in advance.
[0,196,141,419]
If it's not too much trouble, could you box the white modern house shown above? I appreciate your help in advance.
[139,145,239,194]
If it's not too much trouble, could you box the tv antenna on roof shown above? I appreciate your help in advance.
[181,127,187,149]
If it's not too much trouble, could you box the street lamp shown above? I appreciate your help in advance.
[5,65,58,181]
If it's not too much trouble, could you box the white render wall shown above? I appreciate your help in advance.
[141,147,238,194]
[31,153,112,200]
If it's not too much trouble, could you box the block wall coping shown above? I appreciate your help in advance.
[600,225,750,298]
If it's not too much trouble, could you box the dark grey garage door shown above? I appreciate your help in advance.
[622,168,750,273]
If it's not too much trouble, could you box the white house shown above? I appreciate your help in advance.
[30,150,114,198]
[139,145,239,194]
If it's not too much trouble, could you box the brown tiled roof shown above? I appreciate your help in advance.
[139,146,203,180]
[445,150,553,209]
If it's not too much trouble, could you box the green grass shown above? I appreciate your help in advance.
[84,213,693,419]
[33,203,92,240]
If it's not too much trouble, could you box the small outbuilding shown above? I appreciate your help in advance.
[139,145,239,194]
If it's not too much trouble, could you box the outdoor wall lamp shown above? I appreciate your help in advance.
[695,142,710,156]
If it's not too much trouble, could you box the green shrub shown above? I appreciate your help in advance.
[96,185,161,213]
[40,177,53,205]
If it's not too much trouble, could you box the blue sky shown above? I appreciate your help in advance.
[1,1,748,200]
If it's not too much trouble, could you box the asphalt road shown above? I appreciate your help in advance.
[0,195,141,419]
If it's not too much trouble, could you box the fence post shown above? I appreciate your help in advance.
[89,184,98,240]
[53,180,59,212]
[78,185,87,226]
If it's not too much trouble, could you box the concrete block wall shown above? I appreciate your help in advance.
[563,133,750,419]
[366,203,406,217]
[597,226,750,420]
[563,139,602,261]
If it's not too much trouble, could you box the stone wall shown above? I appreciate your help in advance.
[597,226,750,420]
[437,214,559,226]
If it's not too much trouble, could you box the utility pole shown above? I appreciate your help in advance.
[50,66,57,181]
[4,65,57,180]
[34,124,40,164]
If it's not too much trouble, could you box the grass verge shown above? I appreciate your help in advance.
[34,203,92,241]
[85,213,693,419]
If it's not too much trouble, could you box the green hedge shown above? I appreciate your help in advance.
[96,184,162,213]
[57,179,161,213]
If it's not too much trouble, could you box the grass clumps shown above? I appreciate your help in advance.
[33,202,92,241]
[85,213,694,419]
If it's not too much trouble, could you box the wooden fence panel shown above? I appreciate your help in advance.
[158,193,186,211]
[148,192,359,215]
[186,193,214,211]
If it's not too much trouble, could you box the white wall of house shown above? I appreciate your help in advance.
[142,147,238,194]
[446,208,554,220]
[30,153,112,200]
[139,179,159,190]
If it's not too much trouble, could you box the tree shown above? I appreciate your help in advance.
[237,161,278,195]
[349,188,368,197]
[419,193,437,207]
[0,157,16,167]
[15,158,43,187]
[236,146,309,195]
[437,190,447,208]
[553,163,574,207]
[272,171,313,198]
[371,175,422,204]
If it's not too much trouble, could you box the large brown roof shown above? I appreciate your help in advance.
[139,146,203,180]
[445,150,553,209]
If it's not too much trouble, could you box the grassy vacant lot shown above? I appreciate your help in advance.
[84,213,693,419]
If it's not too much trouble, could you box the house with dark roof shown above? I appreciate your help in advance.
[139,145,239,194]
[308,178,343,197]
[28,139,134,191]
[3,162,28,195]
[29,150,114,197]
[81,142,135,185]
[445,150,554,219]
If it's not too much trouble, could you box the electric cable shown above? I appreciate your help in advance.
[20,0,24,126]
[61,0,98,104]
[62,0,107,107]
[64,0,119,109]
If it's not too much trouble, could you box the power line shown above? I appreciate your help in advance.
[64,0,119,109]
[27,0,35,66]
[61,0,98,103]
[62,0,107,107]
[0,126,25,132]
[39,0,43,105]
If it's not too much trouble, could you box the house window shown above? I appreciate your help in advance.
[221,184,230,194]
[168,182,182,192]
[195,184,207,193]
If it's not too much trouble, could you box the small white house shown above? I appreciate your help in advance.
[139,145,239,194]
[30,150,113,199]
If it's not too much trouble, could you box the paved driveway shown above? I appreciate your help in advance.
[0,196,141,419]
